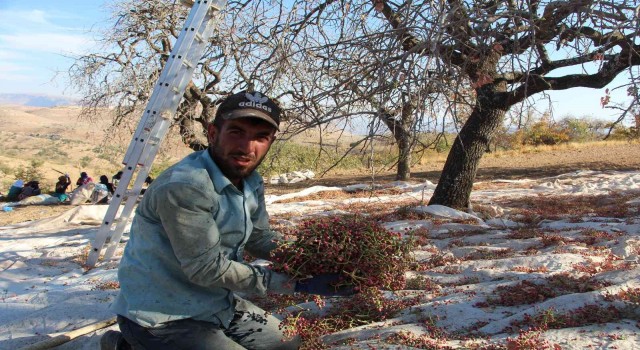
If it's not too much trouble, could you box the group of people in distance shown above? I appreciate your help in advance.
[55,171,116,203]
[5,179,42,201]
[2,170,152,205]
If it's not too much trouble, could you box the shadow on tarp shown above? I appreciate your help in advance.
[0,205,128,235]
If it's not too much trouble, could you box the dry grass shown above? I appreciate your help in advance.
[485,140,638,158]
[497,192,640,221]
[0,105,192,191]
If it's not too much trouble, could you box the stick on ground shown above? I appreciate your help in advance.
[18,317,117,350]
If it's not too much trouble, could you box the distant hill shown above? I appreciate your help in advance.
[0,93,78,107]
[0,105,192,191]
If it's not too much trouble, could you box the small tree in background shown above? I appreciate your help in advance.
[14,160,44,182]
[560,118,598,142]
[79,156,92,170]
[520,120,570,146]
[608,119,640,140]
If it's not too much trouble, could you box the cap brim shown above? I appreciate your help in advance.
[221,108,279,130]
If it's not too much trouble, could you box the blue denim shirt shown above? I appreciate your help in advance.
[111,150,291,328]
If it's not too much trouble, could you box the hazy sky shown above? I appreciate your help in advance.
[0,0,631,122]
[0,1,108,98]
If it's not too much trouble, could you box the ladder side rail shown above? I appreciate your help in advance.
[122,4,213,166]
[89,106,166,264]
[86,3,222,268]
[101,164,153,261]
[122,0,212,165]
[102,49,211,261]
[87,123,163,266]
[99,111,173,262]
[85,161,140,267]
[134,14,215,169]
[102,110,174,261]
[87,97,190,265]
[136,13,217,169]
[104,0,220,260]
[88,64,203,266]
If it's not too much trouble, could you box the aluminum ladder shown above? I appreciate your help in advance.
[85,0,227,268]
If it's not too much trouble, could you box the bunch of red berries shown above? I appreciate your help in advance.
[271,214,413,291]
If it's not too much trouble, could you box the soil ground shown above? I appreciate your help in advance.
[264,142,640,194]
[2,142,638,226]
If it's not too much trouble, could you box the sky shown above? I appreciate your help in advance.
[0,0,632,122]
[0,0,108,98]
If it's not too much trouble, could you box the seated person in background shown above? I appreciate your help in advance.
[6,179,24,201]
[76,172,94,187]
[52,174,72,202]
[18,181,41,200]
[139,175,154,195]
[90,175,115,204]
[100,175,115,195]
[112,171,123,188]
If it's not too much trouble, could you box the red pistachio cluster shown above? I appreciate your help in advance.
[271,214,414,291]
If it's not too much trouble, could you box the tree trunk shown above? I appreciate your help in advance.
[176,84,213,151]
[379,97,415,181]
[428,90,507,210]
[177,98,206,150]
[396,132,411,180]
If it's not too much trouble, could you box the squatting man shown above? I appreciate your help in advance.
[103,91,353,350]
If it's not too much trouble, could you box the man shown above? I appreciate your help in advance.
[52,174,72,202]
[103,91,350,350]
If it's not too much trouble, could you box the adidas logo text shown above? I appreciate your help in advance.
[239,101,272,113]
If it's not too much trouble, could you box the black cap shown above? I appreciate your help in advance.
[216,91,281,130]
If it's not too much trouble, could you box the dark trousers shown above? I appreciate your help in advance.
[117,298,300,350]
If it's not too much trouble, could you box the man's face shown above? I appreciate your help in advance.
[207,118,276,185]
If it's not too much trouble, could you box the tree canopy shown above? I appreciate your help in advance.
[70,0,640,209]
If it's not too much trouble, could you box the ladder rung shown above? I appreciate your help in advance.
[195,33,204,43]
[180,0,224,12]
[182,60,194,69]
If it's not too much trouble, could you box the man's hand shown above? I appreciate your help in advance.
[294,273,355,297]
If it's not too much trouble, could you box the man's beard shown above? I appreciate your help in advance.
[209,140,266,181]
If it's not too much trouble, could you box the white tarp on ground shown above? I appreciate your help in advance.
[0,205,126,235]
[268,169,315,184]
[1,170,640,349]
